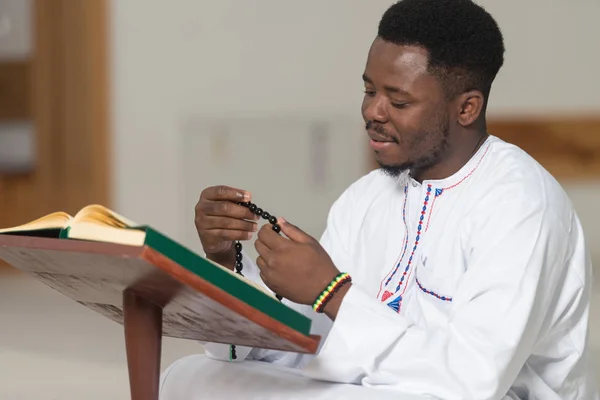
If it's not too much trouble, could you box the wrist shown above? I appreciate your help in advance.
[323,282,351,320]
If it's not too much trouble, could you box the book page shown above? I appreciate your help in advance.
[0,212,72,233]
[72,204,139,228]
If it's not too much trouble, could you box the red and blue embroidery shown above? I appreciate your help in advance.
[395,184,431,294]
[378,185,409,300]
[380,184,433,312]
[386,295,403,312]
[416,277,452,302]
[378,141,492,311]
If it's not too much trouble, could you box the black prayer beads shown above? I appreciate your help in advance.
[234,201,282,298]
[230,201,283,360]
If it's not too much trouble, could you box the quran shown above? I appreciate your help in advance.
[0,204,320,354]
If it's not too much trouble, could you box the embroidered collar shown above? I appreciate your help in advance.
[406,135,496,190]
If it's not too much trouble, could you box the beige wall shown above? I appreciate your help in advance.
[479,0,600,116]
[109,0,600,259]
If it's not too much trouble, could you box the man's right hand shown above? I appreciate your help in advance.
[194,185,260,269]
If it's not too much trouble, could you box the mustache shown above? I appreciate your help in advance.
[365,121,398,143]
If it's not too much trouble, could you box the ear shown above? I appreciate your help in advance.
[455,90,485,127]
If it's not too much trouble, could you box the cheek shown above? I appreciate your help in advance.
[388,108,425,140]
[389,108,447,149]
[395,103,447,129]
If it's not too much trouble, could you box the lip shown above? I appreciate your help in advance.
[367,129,394,143]
[369,139,395,151]
[369,139,394,151]
[367,130,395,151]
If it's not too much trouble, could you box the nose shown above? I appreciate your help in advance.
[362,94,388,124]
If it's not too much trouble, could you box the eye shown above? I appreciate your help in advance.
[364,89,376,97]
[391,102,408,109]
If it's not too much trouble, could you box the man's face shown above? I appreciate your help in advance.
[361,38,452,178]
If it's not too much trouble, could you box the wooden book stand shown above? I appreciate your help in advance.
[0,235,320,400]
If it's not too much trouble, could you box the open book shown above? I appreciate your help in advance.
[0,204,272,294]
[0,204,146,245]
[0,205,319,354]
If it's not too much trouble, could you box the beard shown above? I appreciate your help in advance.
[370,114,451,179]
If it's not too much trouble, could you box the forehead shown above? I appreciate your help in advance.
[364,38,438,93]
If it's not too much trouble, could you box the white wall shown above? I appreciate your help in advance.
[109,0,600,258]
[109,0,395,250]
[479,0,600,116]
[477,0,600,261]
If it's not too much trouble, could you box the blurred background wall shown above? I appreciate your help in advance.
[0,0,598,398]
[110,0,600,258]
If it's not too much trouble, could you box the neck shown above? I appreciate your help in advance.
[411,131,488,183]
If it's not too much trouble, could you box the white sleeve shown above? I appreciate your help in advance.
[301,195,581,400]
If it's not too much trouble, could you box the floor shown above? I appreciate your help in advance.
[1,269,599,399]
[0,270,201,399]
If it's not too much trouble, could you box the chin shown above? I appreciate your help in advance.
[380,166,407,178]
[375,157,411,178]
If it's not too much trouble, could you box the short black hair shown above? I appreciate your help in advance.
[378,0,505,101]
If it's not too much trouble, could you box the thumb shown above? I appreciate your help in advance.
[278,218,310,243]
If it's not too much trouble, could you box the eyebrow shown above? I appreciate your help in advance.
[362,73,411,96]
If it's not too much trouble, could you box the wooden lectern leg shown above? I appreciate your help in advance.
[123,289,163,400]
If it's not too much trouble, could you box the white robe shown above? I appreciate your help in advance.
[162,135,598,400]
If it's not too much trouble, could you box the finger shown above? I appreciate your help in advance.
[259,270,269,286]
[202,200,260,221]
[257,257,271,282]
[257,256,268,271]
[254,239,273,261]
[278,218,311,243]
[257,262,277,292]
[201,185,251,202]
[203,229,254,242]
[258,269,280,296]
[257,223,287,250]
[202,215,258,232]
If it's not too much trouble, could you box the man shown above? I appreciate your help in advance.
[162,0,598,399]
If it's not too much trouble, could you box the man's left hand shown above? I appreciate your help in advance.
[254,218,340,306]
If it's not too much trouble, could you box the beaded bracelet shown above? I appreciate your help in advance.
[312,272,352,313]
